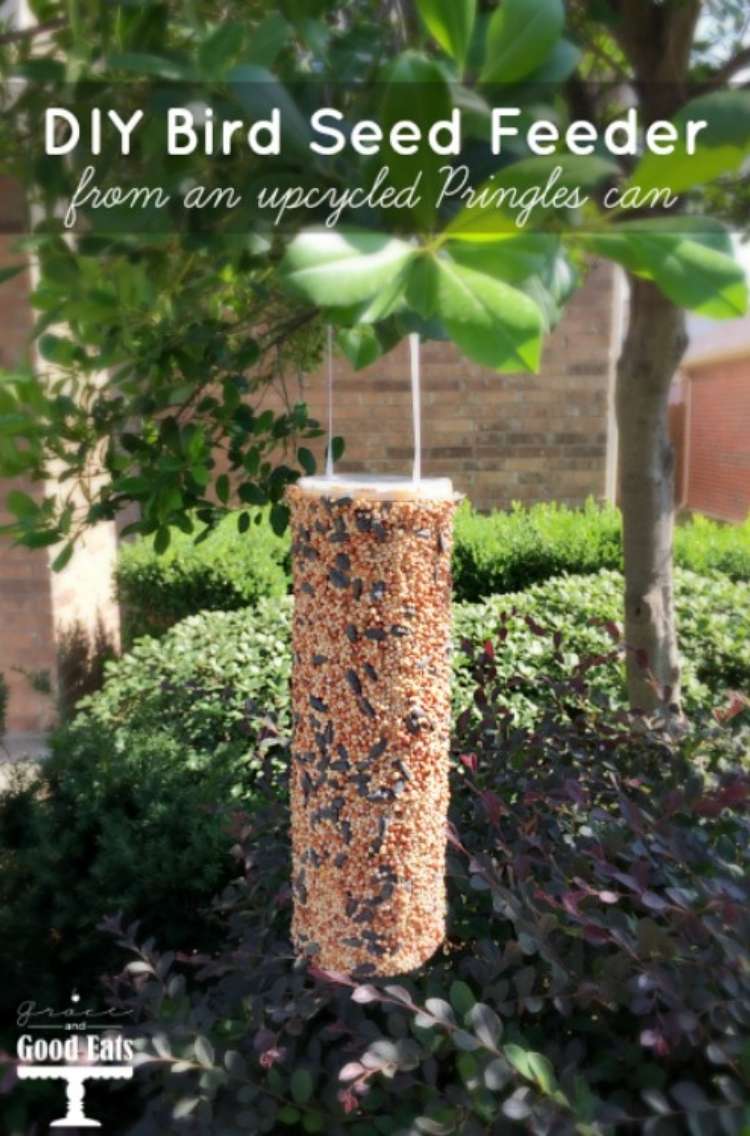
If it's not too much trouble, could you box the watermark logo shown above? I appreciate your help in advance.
[14,991,135,1129]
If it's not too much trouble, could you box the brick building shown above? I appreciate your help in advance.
[1,171,622,741]
[670,315,750,523]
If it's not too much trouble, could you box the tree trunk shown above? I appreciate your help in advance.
[615,276,688,714]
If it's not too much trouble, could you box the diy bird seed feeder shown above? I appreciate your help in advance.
[288,331,460,976]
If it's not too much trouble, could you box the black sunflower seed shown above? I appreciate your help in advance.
[372,522,387,541]
[314,521,328,534]
[345,624,358,643]
[415,527,431,539]
[335,553,351,572]
[329,569,350,588]
[345,898,358,918]
[392,780,406,797]
[334,852,348,868]
[310,695,328,713]
[345,669,362,696]
[334,496,353,506]
[340,821,352,844]
[352,578,363,600]
[302,545,319,560]
[393,759,412,781]
[301,582,315,595]
[312,654,328,666]
[328,531,350,544]
[368,736,388,761]
[364,663,378,681]
[365,627,386,642]
[355,512,372,533]
[391,624,408,638]
[371,580,386,601]
[336,743,349,761]
[357,696,376,719]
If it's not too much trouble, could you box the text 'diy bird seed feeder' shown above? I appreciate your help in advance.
[287,333,459,976]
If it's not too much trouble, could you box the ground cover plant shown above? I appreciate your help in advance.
[92,638,750,1136]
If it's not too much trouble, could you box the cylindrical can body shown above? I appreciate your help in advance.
[287,482,457,976]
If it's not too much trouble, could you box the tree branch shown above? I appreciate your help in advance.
[701,45,750,89]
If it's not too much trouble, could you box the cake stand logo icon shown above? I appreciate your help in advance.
[15,989,135,1128]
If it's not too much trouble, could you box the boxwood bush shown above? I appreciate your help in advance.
[114,505,750,635]
[73,569,749,759]
[453,501,750,603]
[116,509,290,645]
[101,646,750,1136]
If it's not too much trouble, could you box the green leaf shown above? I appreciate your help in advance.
[172,1097,200,1120]
[194,1036,215,1067]
[526,1051,557,1094]
[449,980,476,1017]
[282,229,415,308]
[6,489,38,518]
[107,52,194,80]
[270,503,290,536]
[444,155,617,241]
[154,527,171,555]
[583,219,748,319]
[278,1105,302,1125]
[379,52,454,228]
[416,0,476,66]
[216,474,230,505]
[228,65,311,158]
[297,447,316,476]
[238,511,250,534]
[481,0,564,84]
[0,264,25,286]
[337,326,382,370]
[629,90,750,195]
[466,1003,503,1049]
[406,254,544,372]
[290,1068,314,1105]
[51,542,74,573]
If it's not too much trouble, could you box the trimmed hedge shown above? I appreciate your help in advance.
[66,568,750,758]
[115,508,290,645]
[453,500,750,602]
[114,504,750,634]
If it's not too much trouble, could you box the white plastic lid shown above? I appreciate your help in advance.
[296,474,458,502]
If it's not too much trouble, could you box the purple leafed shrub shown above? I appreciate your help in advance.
[101,632,750,1136]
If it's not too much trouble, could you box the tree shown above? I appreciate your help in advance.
[1,0,748,712]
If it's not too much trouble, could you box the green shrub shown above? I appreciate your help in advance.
[452,497,623,601]
[454,499,750,601]
[675,511,750,581]
[115,509,291,645]
[72,569,748,756]
[101,649,750,1136]
[1,569,745,1030]
[0,726,243,1020]
[113,505,750,640]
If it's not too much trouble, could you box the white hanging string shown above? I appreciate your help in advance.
[325,324,335,478]
[409,332,422,485]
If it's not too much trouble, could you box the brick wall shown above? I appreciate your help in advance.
[0,180,120,739]
[0,234,57,737]
[268,260,615,510]
[683,356,750,522]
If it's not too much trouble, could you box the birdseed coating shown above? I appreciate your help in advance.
[287,484,458,976]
